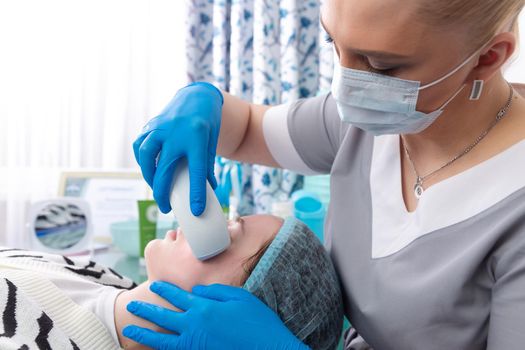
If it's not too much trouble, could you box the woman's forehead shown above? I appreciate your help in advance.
[242,215,282,238]
[321,0,438,57]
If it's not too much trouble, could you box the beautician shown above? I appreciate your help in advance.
[125,0,525,349]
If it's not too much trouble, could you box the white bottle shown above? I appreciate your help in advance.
[169,159,231,260]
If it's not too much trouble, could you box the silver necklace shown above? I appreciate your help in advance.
[402,83,514,199]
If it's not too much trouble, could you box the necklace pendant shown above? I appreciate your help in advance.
[414,177,424,199]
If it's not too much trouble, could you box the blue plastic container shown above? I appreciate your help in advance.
[291,190,326,242]
[303,175,330,206]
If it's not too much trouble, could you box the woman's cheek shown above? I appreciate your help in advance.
[144,239,168,279]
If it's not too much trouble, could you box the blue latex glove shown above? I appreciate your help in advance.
[123,281,310,350]
[133,82,223,215]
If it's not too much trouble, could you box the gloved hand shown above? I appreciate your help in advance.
[123,281,310,350]
[133,82,223,215]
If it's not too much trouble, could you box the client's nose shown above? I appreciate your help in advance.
[166,228,179,241]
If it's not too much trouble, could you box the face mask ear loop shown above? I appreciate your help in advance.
[418,46,486,91]
[437,84,466,111]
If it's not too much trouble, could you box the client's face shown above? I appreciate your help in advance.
[144,215,282,291]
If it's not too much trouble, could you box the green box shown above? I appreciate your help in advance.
[138,200,158,258]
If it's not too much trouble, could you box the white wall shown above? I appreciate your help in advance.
[505,10,525,82]
[0,0,189,245]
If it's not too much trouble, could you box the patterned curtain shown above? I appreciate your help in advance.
[186,0,333,215]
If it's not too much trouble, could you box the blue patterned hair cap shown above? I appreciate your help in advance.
[243,217,344,350]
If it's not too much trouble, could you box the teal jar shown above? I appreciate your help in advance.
[291,190,326,242]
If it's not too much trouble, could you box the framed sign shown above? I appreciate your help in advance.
[58,171,152,245]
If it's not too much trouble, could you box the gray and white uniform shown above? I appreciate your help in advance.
[263,93,525,350]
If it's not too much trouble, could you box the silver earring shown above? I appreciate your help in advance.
[469,80,484,101]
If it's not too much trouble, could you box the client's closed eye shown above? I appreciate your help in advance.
[229,217,245,229]
[227,217,245,241]
[228,217,244,225]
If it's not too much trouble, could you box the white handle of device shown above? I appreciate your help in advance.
[169,159,231,260]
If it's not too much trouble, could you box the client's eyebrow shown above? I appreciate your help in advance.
[319,16,411,60]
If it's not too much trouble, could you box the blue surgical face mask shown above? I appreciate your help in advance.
[331,47,483,135]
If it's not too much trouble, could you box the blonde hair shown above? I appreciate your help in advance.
[418,0,525,49]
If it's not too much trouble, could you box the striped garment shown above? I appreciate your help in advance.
[0,248,136,350]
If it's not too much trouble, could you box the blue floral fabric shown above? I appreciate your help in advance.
[185,0,333,215]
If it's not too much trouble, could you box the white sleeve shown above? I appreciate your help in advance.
[262,93,343,175]
[263,103,322,175]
